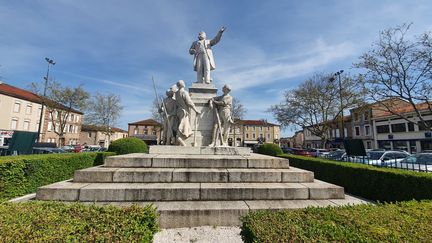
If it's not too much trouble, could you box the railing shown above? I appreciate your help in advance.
[323,154,431,173]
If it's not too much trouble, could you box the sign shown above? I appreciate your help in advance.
[343,139,366,156]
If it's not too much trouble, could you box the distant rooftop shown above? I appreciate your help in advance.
[128,119,162,126]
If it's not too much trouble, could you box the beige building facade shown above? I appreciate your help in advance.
[128,119,162,145]
[229,120,281,147]
[80,125,128,148]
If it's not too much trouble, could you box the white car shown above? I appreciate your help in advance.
[349,151,410,166]
[395,153,432,172]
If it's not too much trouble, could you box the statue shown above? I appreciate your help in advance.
[189,27,226,84]
[159,85,178,145]
[208,84,234,147]
[175,80,200,146]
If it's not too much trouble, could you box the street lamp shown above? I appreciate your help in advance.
[36,58,56,142]
[329,70,345,141]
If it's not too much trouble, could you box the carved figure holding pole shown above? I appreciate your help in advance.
[158,85,178,145]
[208,84,234,147]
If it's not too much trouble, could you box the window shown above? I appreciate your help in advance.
[23,120,30,130]
[419,120,432,131]
[267,127,270,131]
[252,133,256,139]
[88,132,92,138]
[47,122,53,132]
[252,127,256,131]
[376,125,390,134]
[354,113,359,121]
[13,102,21,113]
[76,115,80,122]
[69,124,73,133]
[366,141,372,149]
[364,111,370,121]
[364,125,371,136]
[335,129,340,138]
[245,126,249,131]
[71,114,75,122]
[391,123,406,133]
[246,133,249,139]
[11,118,18,130]
[26,104,32,114]
[355,126,360,136]
[134,128,138,135]
[267,133,270,139]
[260,126,263,131]
[407,122,415,132]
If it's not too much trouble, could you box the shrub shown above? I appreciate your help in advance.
[0,201,159,242]
[257,143,283,156]
[108,137,148,155]
[280,154,432,202]
[241,200,432,243]
[0,152,115,202]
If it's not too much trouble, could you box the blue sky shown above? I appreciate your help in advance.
[1,0,431,136]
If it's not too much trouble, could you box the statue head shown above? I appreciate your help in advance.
[198,31,206,40]
[177,80,185,89]
[166,89,174,98]
[170,84,178,93]
[222,84,231,94]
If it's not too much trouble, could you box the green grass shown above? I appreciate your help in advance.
[241,200,432,243]
[0,201,159,242]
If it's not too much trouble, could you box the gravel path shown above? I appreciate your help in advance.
[153,226,243,243]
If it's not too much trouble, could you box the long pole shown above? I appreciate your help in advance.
[37,58,55,142]
[152,76,170,144]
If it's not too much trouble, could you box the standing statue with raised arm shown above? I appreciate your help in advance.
[159,85,178,145]
[189,27,226,84]
[175,80,200,146]
[208,84,234,147]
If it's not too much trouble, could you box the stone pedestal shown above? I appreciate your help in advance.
[184,83,218,147]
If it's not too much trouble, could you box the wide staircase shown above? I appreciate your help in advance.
[36,146,364,228]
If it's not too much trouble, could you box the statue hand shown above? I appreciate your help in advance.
[219,27,226,33]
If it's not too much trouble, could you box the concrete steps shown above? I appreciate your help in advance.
[35,151,364,228]
[74,167,314,183]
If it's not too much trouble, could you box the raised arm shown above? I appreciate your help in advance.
[210,27,226,46]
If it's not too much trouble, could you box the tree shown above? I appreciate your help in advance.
[232,97,246,120]
[269,73,365,148]
[151,96,164,123]
[32,80,89,146]
[355,23,432,130]
[85,93,123,147]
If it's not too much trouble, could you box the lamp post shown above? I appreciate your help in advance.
[36,58,56,142]
[329,70,345,142]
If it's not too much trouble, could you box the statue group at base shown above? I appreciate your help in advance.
[158,27,234,147]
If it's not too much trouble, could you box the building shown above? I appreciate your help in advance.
[303,116,352,149]
[0,81,43,146]
[0,81,84,147]
[128,119,162,145]
[228,120,280,147]
[80,124,128,148]
[281,131,305,148]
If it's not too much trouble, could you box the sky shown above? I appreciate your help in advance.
[1,0,431,137]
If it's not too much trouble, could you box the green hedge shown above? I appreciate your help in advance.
[0,201,158,242]
[241,200,432,243]
[0,152,115,202]
[281,154,432,202]
[108,137,148,155]
[257,143,283,156]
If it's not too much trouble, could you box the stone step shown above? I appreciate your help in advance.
[36,180,343,202]
[74,167,314,183]
[81,196,368,228]
[104,153,289,169]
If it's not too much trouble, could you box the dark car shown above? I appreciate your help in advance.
[395,153,432,172]
[326,150,346,161]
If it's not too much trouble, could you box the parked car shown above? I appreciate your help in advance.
[326,150,346,161]
[353,151,410,166]
[291,148,314,157]
[61,145,75,152]
[395,153,432,172]
[33,147,66,154]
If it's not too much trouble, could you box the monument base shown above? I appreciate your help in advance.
[149,145,251,156]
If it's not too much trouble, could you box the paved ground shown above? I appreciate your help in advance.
[153,226,243,243]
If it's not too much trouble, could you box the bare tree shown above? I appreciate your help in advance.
[355,23,432,129]
[32,80,89,146]
[151,96,164,123]
[269,73,365,147]
[85,93,123,147]
[232,97,247,120]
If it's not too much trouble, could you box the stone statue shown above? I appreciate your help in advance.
[159,85,178,145]
[189,27,226,84]
[175,80,200,146]
[208,84,234,147]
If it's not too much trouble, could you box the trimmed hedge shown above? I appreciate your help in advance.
[108,137,148,155]
[241,200,432,243]
[281,154,432,202]
[257,143,283,156]
[0,201,159,242]
[0,152,115,202]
